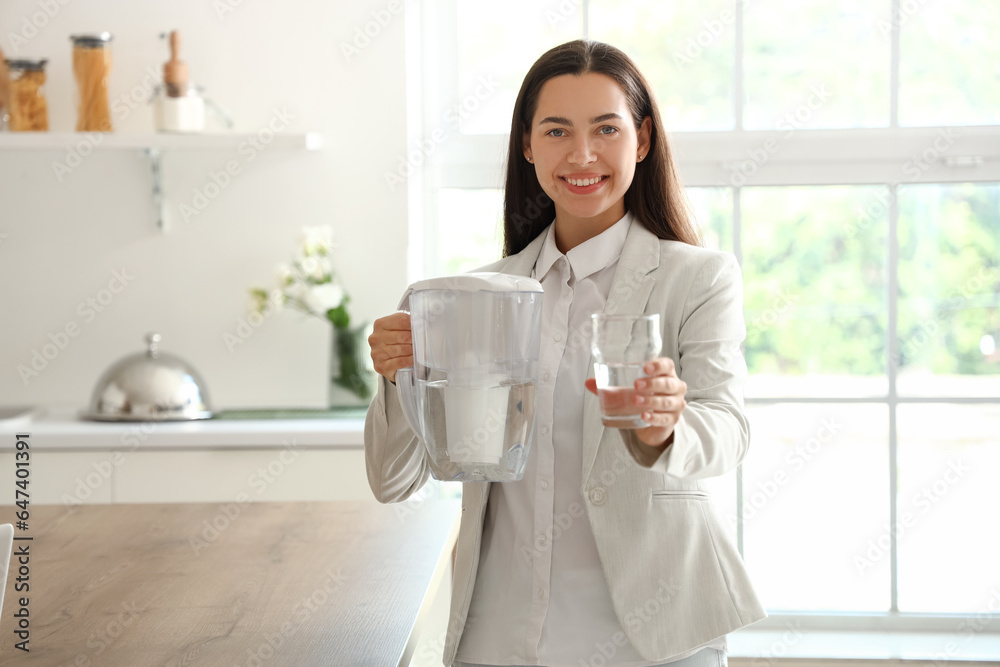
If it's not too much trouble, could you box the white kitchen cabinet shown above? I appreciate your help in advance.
[113,447,372,503]
[0,450,115,505]
[0,447,373,505]
[0,407,373,505]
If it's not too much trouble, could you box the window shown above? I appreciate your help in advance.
[411,0,1000,626]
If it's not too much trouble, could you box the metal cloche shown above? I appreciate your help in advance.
[82,332,213,421]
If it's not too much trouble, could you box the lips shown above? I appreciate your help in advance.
[560,174,609,193]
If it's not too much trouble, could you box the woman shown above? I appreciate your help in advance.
[365,40,765,667]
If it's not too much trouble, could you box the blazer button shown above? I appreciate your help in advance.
[589,487,607,505]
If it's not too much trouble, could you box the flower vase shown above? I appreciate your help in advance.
[329,322,377,409]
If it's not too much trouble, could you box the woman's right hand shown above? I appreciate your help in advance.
[369,311,413,384]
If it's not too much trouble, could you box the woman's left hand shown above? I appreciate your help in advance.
[585,357,687,450]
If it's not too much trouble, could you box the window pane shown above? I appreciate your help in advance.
[687,187,733,253]
[590,0,734,131]
[744,1,890,129]
[457,3,581,134]
[897,405,1000,612]
[437,189,504,274]
[900,2,1000,126]
[742,186,888,398]
[897,184,1000,397]
[743,403,890,611]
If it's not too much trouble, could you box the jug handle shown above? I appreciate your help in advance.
[394,366,423,441]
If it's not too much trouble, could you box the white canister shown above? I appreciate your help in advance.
[154,87,205,133]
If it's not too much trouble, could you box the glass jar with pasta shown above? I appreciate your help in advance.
[5,59,49,132]
[70,33,113,132]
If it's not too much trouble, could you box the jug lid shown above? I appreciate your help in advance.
[407,272,543,294]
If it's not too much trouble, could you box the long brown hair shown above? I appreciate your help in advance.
[503,39,700,257]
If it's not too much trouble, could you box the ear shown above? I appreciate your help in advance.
[637,116,652,160]
[522,131,533,163]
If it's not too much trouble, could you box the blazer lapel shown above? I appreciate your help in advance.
[581,221,661,483]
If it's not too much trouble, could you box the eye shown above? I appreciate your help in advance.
[546,128,567,137]
[598,126,619,135]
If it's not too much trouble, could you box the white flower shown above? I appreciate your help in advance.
[304,282,344,316]
[247,288,285,317]
[285,281,309,304]
[298,255,333,283]
[274,263,293,285]
[251,226,351,326]
[299,256,321,279]
[319,258,334,280]
[300,255,332,281]
[301,226,334,256]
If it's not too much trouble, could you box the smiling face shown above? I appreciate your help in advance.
[523,71,651,251]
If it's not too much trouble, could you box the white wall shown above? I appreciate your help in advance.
[0,0,411,409]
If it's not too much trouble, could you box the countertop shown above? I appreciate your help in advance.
[0,405,367,451]
[0,499,461,665]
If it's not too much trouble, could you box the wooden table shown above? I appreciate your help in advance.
[0,499,460,666]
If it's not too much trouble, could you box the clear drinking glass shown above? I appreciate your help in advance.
[591,313,662,429]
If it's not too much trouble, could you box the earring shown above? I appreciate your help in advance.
[527,157,533,163]
[637,155,644,161]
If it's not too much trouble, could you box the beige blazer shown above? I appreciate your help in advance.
[364,221,767,665]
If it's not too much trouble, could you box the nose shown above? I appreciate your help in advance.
[568,134,599,166]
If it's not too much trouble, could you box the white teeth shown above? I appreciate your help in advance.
[566,176,603,187]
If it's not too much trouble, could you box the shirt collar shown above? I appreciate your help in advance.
[534,211,634,282]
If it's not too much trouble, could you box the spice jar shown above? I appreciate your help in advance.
[5,59,49,132]
[70,33,113,132]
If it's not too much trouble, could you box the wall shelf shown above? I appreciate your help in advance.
[0,132,324,231]
[0,131,323,151]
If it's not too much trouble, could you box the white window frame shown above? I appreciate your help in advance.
[405,0,1000,633]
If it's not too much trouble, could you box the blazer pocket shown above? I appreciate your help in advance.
[652,490,710,501]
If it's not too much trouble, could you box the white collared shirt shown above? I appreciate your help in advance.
[454,212,725,666]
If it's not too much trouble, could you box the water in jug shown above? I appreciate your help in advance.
[395,273,543,482]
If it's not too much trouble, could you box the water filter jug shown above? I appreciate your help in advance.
[395,273,543,482]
